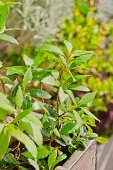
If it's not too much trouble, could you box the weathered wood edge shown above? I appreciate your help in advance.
[63,140,96,169]
[55,140,97,170]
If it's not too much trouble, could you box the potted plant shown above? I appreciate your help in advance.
[0,1,103,170]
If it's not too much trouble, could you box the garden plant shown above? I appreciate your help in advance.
[57,0,113,136]
[0,1,105,170]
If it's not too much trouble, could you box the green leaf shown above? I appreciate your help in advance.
[53,128,60,137]
[48,150,57,169]
[26,114,42,127]
[73,110,83,128]
[51,70,59,79]
[22,150,33,159]
[64,40,72,54]
[60,122,75,135]
[20,117,43,146]
[79,92,96,107]
[37,146,51,159]
[60,54,67,66]
[81,108,99,121]
[48,53,60,62]
[13,109,31,123]
[30,89,51,99]
[6,66,26,75]
[32,69,50,81]
[42,75,60,87]
[96,137,108,144]
[0,4,9,31]
[22,67,32,91]
[66,90,76,105]
[62,135,72,145]
[0,92,10,104]
[0,92,16,114]
[70,51,94,69]
[0,34,19,44]
[1,77,12,85]
[23,55,34,66]
[28,159,39,170]
[53,154,67,167]
[59,87,69,103]
[0,109,7,120]
[85,132,98,140]
[9,124,37,159]
[72,50,94,57]
[0,124,4,134]
[0,103,16,114]
[15,86,23,109]
[37,44,64,56]
[0,126,10,159]
[34,53,43,66]
[69,85,90,92]
[74,75,90,81]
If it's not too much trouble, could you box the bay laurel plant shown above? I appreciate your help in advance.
[0,40,100,169]
[0,1,100,170]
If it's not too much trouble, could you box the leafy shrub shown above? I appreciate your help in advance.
[57,0,113,136]
[0,1,104,169]
[0,40,101,169]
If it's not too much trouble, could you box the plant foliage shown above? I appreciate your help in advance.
[57,0,113,136]
[0,1,104,170]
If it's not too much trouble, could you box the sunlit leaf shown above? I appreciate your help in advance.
[0,33,19,44]
[15,86,23,109]
[22,67,32,91]
[23,55,34,66]
[64,40,72,54]
[9,124,37,159]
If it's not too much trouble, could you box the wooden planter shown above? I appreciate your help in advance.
[56,140,97,170]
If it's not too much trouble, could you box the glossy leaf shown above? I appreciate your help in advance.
[37,146,51,159]
[20,117,43,146]
[30,89,51,99]
[0,34,19,44]
[64,40,72,54]
[96,137,108,144]
[0,127,10,159]
[0,93,16,114]
[37,44,64,56]
[72,50,94,57]
[81,108,99,121]
[23,55,34,66]
[53,154,67,168]
[15,86,23,109]
[0,109,7,120]
[9,124,37,159]
[48,150,57,169]
[79,92,96,107]
[42,75,60,87]
[59,87,69,103]
[13,109,31,123]
[73,110,83,128]
[6,66,26,75]
[22,67,32,91]
[0,124,4,134]
[69,85,90,92]
[60,123,75,135]
[0,4,9,30]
